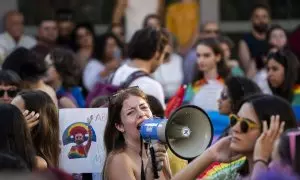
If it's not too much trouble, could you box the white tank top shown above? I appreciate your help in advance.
[125,0,158,42]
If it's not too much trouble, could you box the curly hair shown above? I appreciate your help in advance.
[49,47,81,89]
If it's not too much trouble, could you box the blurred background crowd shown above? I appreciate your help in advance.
[0,0,300,179]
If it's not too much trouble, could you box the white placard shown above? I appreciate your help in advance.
[59,108,108,174]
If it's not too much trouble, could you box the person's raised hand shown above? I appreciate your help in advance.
[23,110,39,129]
[253,115,285,162]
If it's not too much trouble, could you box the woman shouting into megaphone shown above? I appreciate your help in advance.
[103,87,172,180]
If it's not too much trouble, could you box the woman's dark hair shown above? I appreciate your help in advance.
[2,47,47,83]
[219,77,262,139]
[0,151,30,172]
[127,27,168,61]
[70,22,96,52]
[147,95,164,118]
[240,94,297,132]
[0,70,21,87]
[18,90,59,168]
[89,96,109,108]
[94,32,124,63]
[267,49,299,102]
[142,14,161,28]
[225,76,262,113]
[278,128,300,176]
[266,25,288,49]
[219,36,235,49]
[103,88,148,178]
[237,94,297,176]
[49,47,80,89]
[0,104,36,170]
[193,38,230,83]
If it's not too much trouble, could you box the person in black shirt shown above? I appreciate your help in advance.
[238,4,270,78]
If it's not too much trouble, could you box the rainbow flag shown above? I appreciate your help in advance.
[183,84,195,103]
[294,84,300,94]
[165,85,186,118]
[165,77,224,118]
[198,157,246,179]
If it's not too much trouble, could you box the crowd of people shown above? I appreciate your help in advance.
[0,1,300,180]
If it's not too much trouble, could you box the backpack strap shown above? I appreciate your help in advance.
[107,72,116,84]
[121,71,149,88]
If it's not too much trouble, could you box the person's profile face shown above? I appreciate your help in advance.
[117,95,152,142]
[151,45,170,73]
[43,54,60,87]
[218,86,232,115]
[267,59,285,88]
[230,103,261,154]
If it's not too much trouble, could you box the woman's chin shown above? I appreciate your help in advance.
[229,141,242,152]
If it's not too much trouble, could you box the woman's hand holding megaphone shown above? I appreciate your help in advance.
[145,142,168,179]
[208,136,243,163]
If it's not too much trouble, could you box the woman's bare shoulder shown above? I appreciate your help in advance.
[105,152,136,179]
[106,151,132,167]
[35,156,47,170]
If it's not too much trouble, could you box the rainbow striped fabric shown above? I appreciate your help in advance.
[198,157,246,180]
[165,78,224,118]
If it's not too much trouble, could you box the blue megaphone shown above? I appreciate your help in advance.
[139,105,213,160]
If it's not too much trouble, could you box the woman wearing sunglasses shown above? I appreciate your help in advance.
[0,70,21,104]
[196,77,262,179]
[170,94,297,180]
[218,76,262,115]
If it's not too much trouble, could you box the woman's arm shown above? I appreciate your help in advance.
[171,150,214,180]
[172,136,242,180]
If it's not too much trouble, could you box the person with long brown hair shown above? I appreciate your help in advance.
[0,103,36,170]
[11,90,60,168]
[103,87,171,180]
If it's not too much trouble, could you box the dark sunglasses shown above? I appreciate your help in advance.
[0,89,19,98]
[229,114,260,133]
[164,52,170,61]
[220,91,229,100]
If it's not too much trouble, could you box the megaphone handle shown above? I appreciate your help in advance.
[149,146,159,179]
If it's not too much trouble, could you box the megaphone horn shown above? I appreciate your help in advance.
[139,105,214,160]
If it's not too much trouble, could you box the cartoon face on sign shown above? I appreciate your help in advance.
[62,122,96,159]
